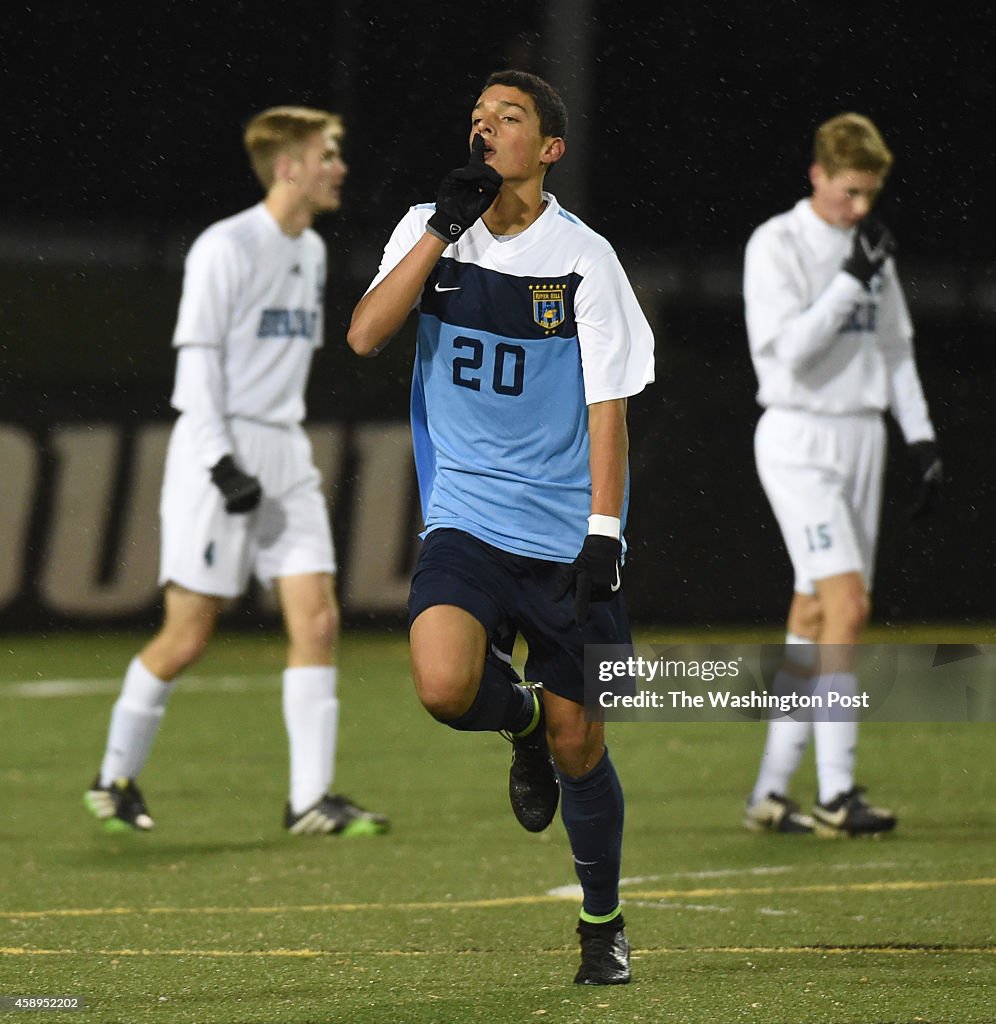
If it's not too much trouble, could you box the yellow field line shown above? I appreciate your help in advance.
[0,895,565,921]
[2,877,992,921]
[623,877,996,901]
[2,944,994,959]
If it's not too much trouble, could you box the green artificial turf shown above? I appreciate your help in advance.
[0,628,992,1023]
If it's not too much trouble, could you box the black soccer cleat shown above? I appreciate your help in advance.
[574,916,631,985]
[812,786,896,837]
[506,683,560,833]
[743,792,815,834]
[84,776,154,832]
[284,794,390,837]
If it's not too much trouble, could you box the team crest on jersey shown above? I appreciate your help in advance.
[531,284,566,332]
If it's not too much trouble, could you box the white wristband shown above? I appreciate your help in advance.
[587,514,621,540]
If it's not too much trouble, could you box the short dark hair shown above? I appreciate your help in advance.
[482,70,568,140]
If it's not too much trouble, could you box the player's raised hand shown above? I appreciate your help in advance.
[842,217,896,289]
[552,535,623,625]
[210,455,262,514]
[906,440,943,521]
[426,134,503,244]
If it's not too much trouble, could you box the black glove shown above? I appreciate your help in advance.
[552,535,623,625]
[426,134,503,244]
[907,440,943,520]
[842,217,896,289]
[209,455,262,514]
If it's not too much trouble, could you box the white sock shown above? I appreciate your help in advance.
[749,633,815,805]
[283,666,338,815]
[99,656,173,786]
[751,716,812,805]
[814,671,858,804]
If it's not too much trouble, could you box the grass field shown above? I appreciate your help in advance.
[1,627,993,1024]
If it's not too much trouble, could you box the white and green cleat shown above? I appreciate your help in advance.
[84,776,154,832]
[743,792,815,834]
[284,794,389,837]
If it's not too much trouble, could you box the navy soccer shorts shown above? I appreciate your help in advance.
[407,528,631,704]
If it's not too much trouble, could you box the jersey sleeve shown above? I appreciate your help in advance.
[172,229,245,348]
[364,205,433,303]
[744,221,865,370]
[574,250,655,405]
[877,264,936,443]
[169,345,232,467]
[312,234,327,350]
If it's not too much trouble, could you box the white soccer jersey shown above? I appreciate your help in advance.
[171,203,325,428]
[744,198,934,443]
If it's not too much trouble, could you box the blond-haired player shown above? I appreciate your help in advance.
[85,107,388,837]
[742,113,941,836]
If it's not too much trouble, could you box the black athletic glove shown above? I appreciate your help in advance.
[426,134,503,244]
[841,217,897,290]
[907,440,943,520]
[209,455,262,514]
[552,535,623,625]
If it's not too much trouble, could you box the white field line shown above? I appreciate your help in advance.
[1,675,279,698]
[546,860,900,901]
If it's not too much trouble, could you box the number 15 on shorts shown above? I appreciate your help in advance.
[805,522,832,552]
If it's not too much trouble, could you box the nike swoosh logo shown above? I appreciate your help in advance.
[434,283,461,293]
[611,564,621,593]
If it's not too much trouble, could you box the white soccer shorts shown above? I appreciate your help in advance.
[159,415,336,597]
[754,407,886,596]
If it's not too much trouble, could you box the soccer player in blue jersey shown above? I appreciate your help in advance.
[348,70,654,984]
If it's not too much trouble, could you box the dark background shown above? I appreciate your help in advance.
[6,3,993,253]
[2,2,993,628]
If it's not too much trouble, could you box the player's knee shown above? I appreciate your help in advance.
[546,718,603,778]
[285,599,340,661]
[823,590,870,639]
[788,594,823,637]
[841,597,870,635]
[307,603,340,651]
[549,735,605,778]
[798,605,823,636]
[412,666,477,722]
[146,630,209,677]
[418,687,474,723]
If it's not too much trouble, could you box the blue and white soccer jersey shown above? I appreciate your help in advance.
[745,198,935,594]
[370,192,655,563]
[161,203,335,595]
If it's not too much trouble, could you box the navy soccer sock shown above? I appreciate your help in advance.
[559,748,624,921]
[444,654,534,734]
